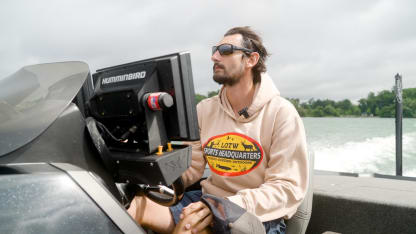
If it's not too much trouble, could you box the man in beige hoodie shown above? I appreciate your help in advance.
[128,26,308,234]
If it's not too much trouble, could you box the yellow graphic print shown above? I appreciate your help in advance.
[203,133,263,176]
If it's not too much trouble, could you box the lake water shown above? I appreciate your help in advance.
[303,117,416,177]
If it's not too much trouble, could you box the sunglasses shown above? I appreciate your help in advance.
[212,43,253,56]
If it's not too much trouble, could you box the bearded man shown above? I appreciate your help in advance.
[128,26,308,234]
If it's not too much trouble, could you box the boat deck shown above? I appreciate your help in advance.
[308,171,416,234]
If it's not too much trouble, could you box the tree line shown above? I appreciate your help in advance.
[195,88,416,118]
[195,90,219,103]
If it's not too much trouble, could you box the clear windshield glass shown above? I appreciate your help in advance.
[0,62,90,156]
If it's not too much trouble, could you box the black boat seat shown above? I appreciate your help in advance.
[286,150,314,234]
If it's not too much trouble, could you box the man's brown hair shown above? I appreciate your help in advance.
[224,26,269,84]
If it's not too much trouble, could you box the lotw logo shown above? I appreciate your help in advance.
[203,132,263,176]
[240,140,254,151]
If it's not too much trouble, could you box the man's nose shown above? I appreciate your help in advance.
[211,50,221,62]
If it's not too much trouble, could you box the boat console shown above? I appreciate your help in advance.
[85,52,200,206]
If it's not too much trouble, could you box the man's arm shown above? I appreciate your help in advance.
[181,140,207,188]
[181,101,207,188]
[227,102,309,220]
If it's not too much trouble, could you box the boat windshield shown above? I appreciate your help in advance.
[0,62,90,157]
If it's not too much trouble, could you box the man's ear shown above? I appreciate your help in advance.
[246,52,260,69]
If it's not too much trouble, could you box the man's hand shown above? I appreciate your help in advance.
[173,201,213,234]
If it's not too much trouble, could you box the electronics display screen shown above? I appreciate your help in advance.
[87,52,199,154]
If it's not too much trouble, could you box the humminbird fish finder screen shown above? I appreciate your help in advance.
[88,52,199,155]
[85,52,199,188]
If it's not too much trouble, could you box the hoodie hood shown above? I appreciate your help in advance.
[218,73,280,122]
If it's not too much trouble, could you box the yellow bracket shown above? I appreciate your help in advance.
[167,142,173,152]
[156,145,163,156]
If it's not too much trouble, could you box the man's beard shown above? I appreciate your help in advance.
[213,74,240,86]
[213,63,244,86]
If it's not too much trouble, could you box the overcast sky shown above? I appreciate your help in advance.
[1,0,415,102]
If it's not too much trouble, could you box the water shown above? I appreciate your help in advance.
[303,117,416,177]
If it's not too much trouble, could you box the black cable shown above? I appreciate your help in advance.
[95,120,124,142]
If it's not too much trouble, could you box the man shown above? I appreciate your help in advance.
[128,26,308,234]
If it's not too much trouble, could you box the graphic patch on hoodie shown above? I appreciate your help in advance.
[203,132,263,176]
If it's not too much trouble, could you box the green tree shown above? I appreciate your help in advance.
[195,89,220,104]
[351,106,361,116]
[358,98,368,115]
[336,99,353,115]
[323,105,340,117]
[208,90,219,97]
[367,92,377,116]
[377,105,394,117]
[288,98,307,117]
[403,88,416,99]
[376,90,394,110]
[403,98,416,117]
[198,87,416,118]
[195,94,207,104]
[311,106,324,117]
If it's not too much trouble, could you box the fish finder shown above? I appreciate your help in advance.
[85,52,199,206]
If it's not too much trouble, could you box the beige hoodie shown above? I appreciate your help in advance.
[182,73,308,222]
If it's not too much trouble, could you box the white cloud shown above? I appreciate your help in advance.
[1,0,415,101]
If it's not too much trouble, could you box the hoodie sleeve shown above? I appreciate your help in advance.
[227,101,309,220]
[181,140,206,188]
[181,102,207,188]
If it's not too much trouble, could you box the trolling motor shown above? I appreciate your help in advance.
[85,52,199,207]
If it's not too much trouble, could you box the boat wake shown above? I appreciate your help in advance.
[310,132,416,177]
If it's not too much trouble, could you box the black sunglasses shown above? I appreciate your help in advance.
[212,43,253,56]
